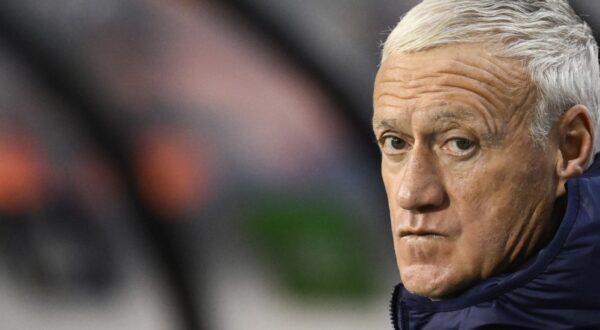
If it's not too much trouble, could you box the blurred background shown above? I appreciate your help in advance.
[0,0,420,329]
[0,0,597,329]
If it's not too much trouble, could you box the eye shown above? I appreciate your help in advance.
[443,137,477,156]
[380,135,409,155]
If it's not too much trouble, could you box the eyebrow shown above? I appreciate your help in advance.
[372,109,477,131]
[372,119,397,130]
[432,110,477,122]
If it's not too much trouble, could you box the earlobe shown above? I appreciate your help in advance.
[556,158,584,180]
[554,105,594,196]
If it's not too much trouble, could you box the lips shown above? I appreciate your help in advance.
[395,215,456,239]
[399,228,447,239]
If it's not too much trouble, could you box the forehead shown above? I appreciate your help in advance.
[373,44,534,129]
[375,44,528,89]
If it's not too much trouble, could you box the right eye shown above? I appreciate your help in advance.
[380,135,409,155]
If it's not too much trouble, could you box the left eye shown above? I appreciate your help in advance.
[444,138,476,155]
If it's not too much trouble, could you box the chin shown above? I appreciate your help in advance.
[400,264,470,299]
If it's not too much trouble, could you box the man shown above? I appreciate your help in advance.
[373,0,600,329]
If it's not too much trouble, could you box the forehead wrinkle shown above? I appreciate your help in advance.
[467,54,529,88]
[375,91,419,103]
[377,65,529,119]
[380,51,529,98]
[373,99,499,141]
[377,82,534,138]
[375,89,499,135]
[381,55,524,85]
[375,81,499,112]
[373,44,537,132]
[445,59,532,113]
[433,65,517,100]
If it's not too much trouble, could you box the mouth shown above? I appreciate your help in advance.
[399,230,446,240]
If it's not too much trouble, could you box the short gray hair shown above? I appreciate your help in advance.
[382,0,600,161]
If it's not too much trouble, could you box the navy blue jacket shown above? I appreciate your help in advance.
[391,156,600,330]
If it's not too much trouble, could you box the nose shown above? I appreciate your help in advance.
[395,148,446,212]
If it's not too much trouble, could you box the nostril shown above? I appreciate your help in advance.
[395,149,447,210]
[396,177,448,211]
[415,195,450,213]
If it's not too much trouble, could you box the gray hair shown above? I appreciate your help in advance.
[382,0,600,161]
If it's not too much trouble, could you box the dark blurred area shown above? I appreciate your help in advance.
[0,0,596,329]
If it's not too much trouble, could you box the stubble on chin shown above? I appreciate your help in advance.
[400,263,468,299]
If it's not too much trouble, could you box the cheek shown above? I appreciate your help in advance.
[449,148,554,220]
[381,168,394,202]
[381,162,402,217]
[448,154,557,271]
[443,187,513,279]
[452,166,524,231]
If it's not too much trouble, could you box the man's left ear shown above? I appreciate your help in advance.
[555,104,595,196]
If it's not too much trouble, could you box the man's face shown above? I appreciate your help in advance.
[373,44,561,298]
